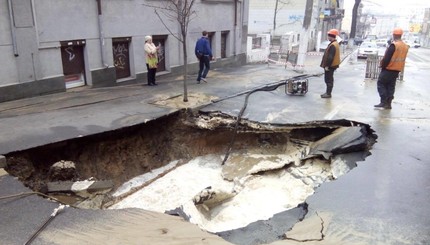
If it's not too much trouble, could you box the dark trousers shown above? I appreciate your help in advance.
[146,64,157,85]
[197,56,210,81]
[377,69,399,102]
[324,68,335,94]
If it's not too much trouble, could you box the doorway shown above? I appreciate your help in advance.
[60,40,86,89]
[112,37,131,79]
[152,35,167,72]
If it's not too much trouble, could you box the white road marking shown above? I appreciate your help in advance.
[324,105,343,120]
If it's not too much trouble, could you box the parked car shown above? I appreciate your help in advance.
[376,39,388,55]
[319,40,331,52]
[365,35,377,42]
[354,37,364,46]
[339,38,348,45]
[357,41,378,59]
[413,41,421,48]
[339,32,349,45]
[376,39,387,48]
[405,40,421,48]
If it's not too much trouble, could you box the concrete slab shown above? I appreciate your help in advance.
[47,180,114,194]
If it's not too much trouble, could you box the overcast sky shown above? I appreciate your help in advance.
[344,0,430,11]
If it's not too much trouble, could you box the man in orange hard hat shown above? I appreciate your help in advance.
[320,29,341,98]
[374,27,409,109]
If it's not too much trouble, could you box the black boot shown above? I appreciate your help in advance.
[384,97,393,109]
[374,98,386,108]
[321,86,333,98]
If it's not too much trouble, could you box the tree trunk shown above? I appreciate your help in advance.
[182,34,188,102]
[350,0,361,39]
[273,0,278,35]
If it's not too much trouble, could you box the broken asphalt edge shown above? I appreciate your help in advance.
[0,155,6,168]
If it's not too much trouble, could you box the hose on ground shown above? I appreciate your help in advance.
[24,204,67,245]
[221,73,323,166]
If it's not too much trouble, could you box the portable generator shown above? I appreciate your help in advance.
[285,79,308,95]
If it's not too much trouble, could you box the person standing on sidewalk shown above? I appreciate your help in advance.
[320,29,340,98]
[195,31,213,84]
[374,27,409,109]
[144,35,159,86]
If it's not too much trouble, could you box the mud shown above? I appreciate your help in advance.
[4,110,376,212]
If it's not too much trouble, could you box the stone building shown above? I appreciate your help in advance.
[422,8,430,47]
[0,0,249,102]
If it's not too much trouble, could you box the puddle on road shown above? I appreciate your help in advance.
[4,109,377,241]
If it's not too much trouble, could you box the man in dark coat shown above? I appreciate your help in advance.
[195,31,213,84]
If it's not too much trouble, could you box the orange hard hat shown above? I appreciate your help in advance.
[393,27,403,35]
[327,29,339,36]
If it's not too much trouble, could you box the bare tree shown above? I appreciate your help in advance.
[143,0,197,102]
[273,0,291,34]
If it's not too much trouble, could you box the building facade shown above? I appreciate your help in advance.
[248,0,344,52]
[0,0,249,102]
[422,8,430,47]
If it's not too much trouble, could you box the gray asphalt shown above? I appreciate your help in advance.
[1,48,429,244]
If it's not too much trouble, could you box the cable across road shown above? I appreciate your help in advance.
[219,72,324,166]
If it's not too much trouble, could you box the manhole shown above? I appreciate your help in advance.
[4,109,377,244]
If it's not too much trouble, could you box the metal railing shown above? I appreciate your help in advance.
[365,54,404,80]
[365,54,382,79]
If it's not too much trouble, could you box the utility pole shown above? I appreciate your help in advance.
[296,0,313,73]
[349,0,361,47]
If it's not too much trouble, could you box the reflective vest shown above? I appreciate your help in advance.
[386,40,408,72]
[321,41,340,68]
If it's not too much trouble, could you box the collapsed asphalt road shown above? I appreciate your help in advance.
[4,109,376,244]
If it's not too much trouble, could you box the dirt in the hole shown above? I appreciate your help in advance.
[4,109,377,209]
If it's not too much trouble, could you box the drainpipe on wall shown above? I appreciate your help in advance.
[233,0,237,56]
[97,0,109,68]
[7,0,18,56]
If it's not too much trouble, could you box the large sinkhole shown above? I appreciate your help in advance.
[4,109,376,239]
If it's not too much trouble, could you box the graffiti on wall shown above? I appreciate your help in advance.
[288,14,304,22]
[113,43,128,70]
[65,47,76,61]
[156,42,164,63]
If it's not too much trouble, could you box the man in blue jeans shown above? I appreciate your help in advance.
[195,31,213,84]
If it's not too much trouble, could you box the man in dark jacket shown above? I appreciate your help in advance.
[374,27,409,109]
[320,29,341,98]
[195,31,213,84]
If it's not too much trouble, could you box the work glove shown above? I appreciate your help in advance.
[324,67,330,71]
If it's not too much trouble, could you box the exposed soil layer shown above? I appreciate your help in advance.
[4,109,377,207]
